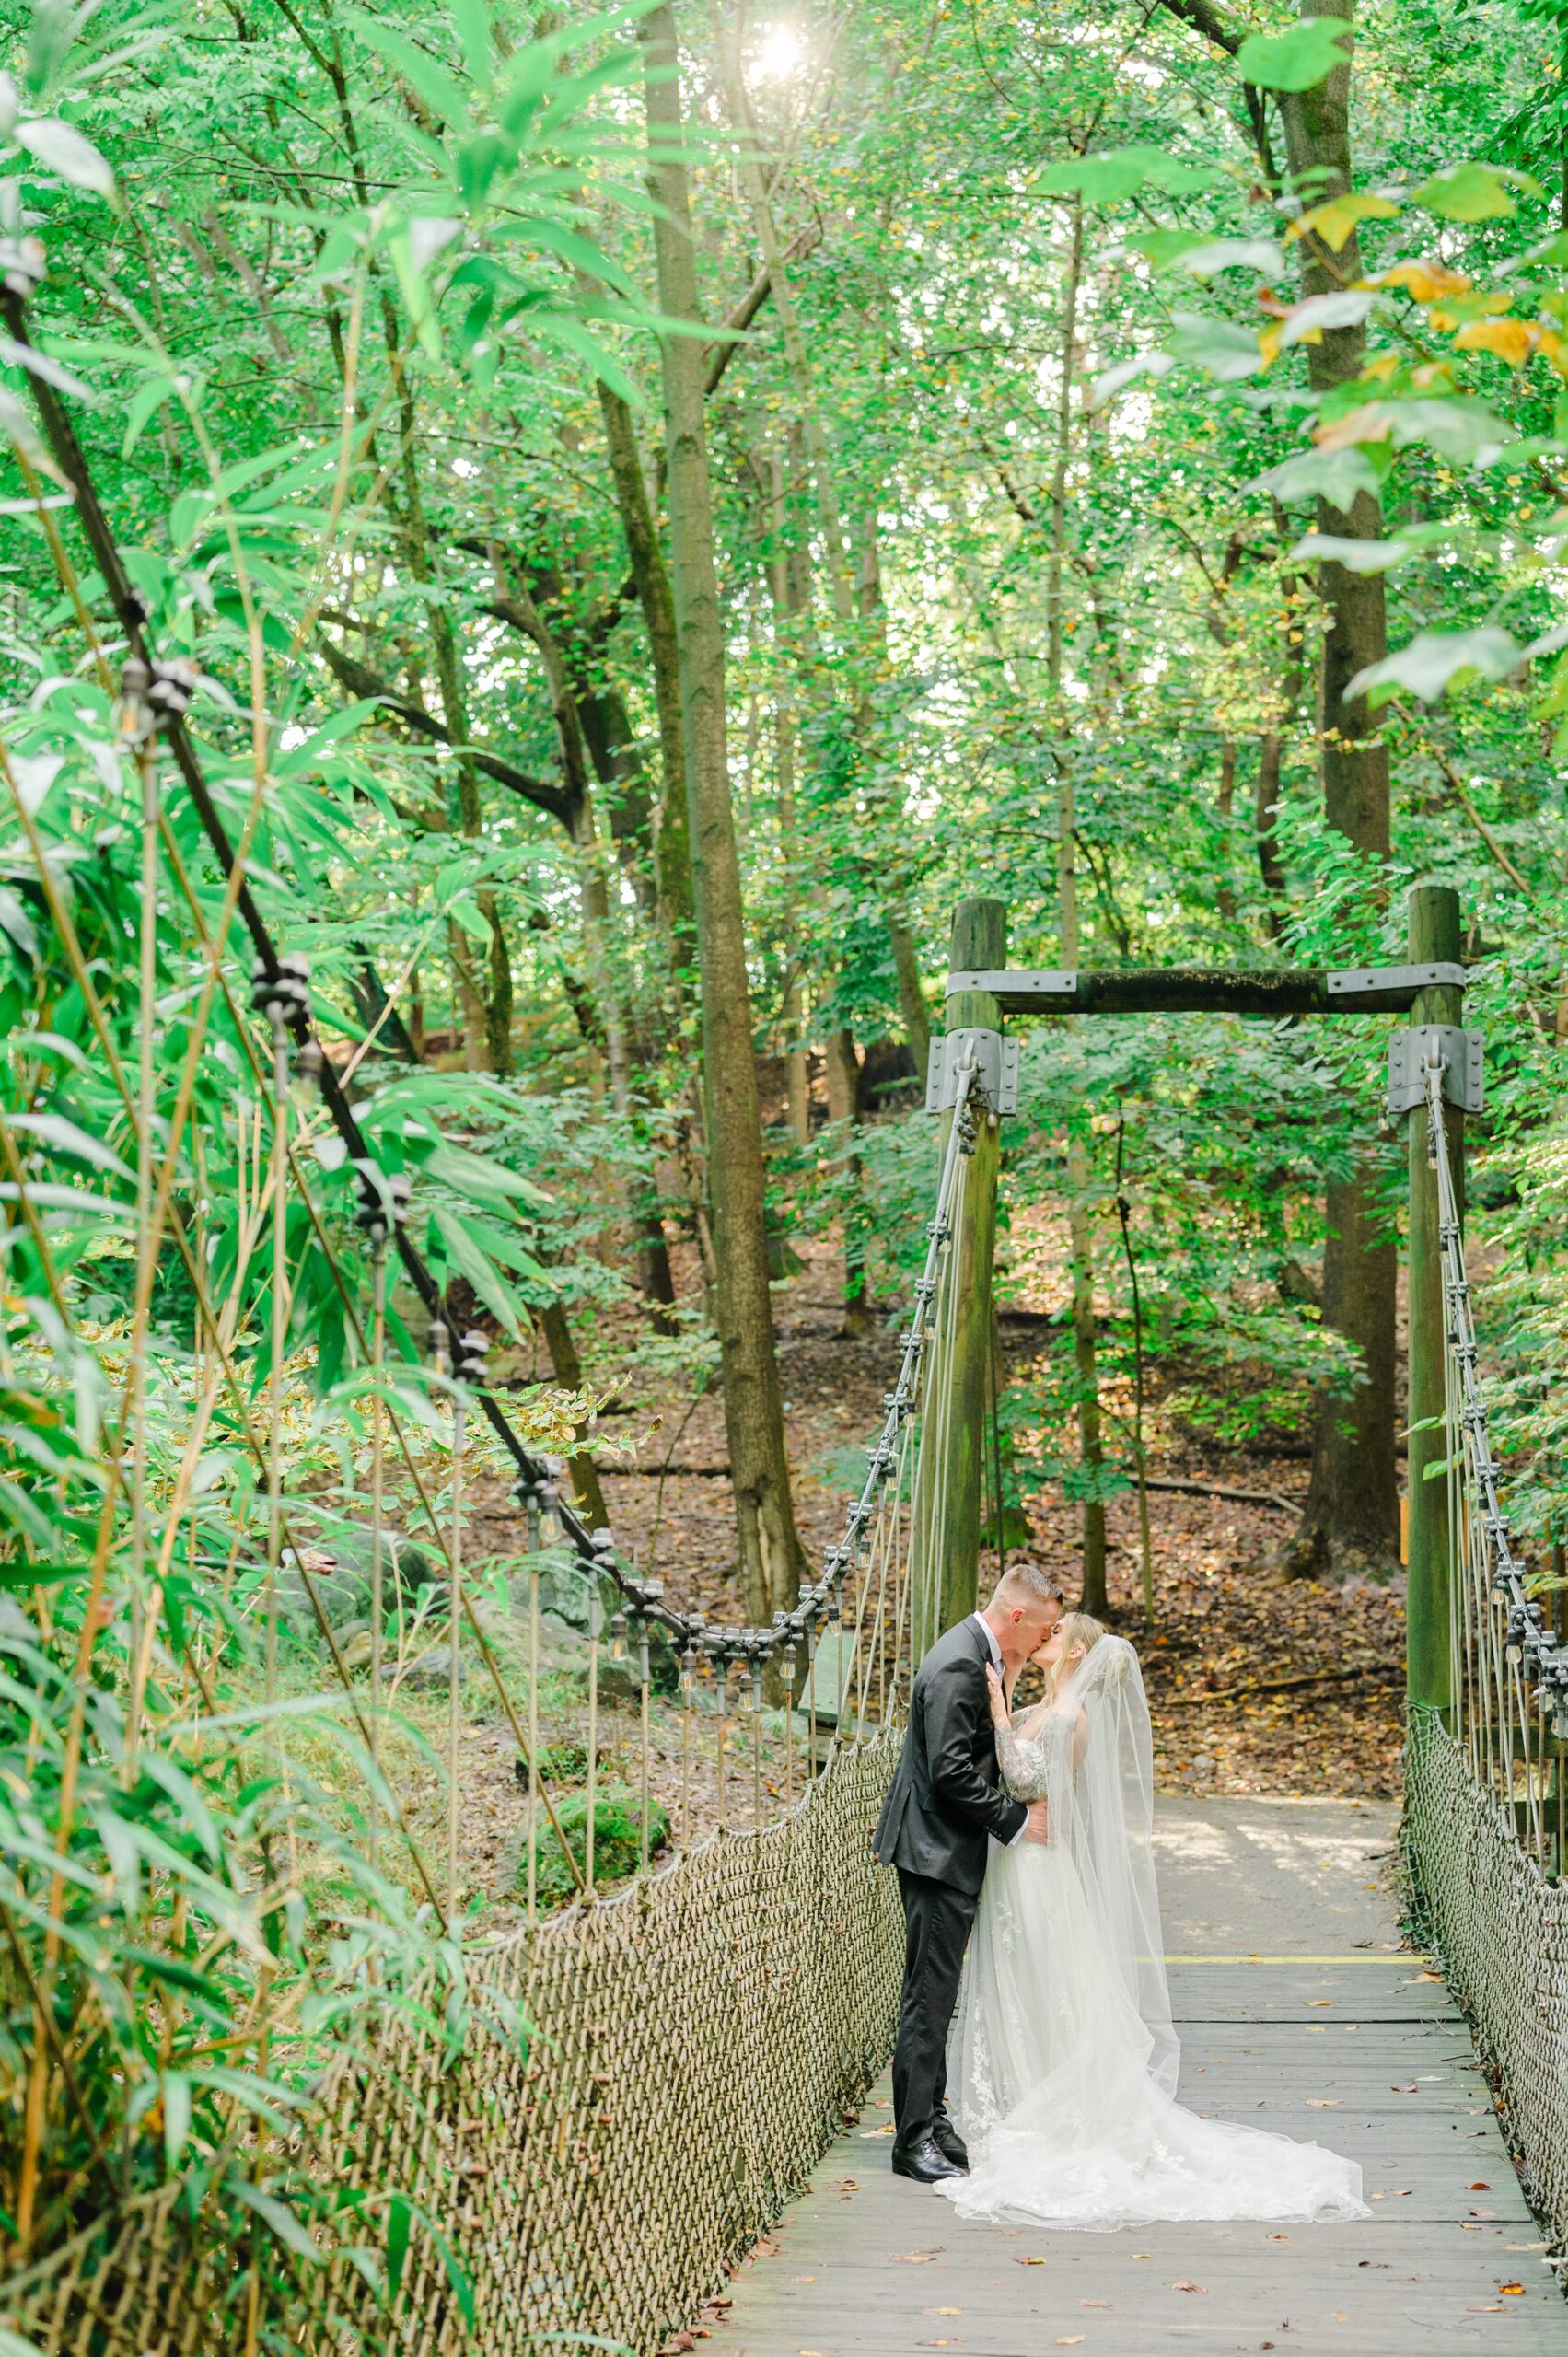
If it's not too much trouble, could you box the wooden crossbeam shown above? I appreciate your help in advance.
[946,962,1467,1017]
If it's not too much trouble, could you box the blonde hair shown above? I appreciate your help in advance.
[1043,1610,1107,1700]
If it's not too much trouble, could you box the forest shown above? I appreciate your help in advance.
[3,0,1568,2316]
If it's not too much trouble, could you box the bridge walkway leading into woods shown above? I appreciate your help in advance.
[5,273,1568,2357]
[9,862,1568,2357]
[723,1800,1566,2356]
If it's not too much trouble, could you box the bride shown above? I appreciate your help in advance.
[937,1611,1367,2230]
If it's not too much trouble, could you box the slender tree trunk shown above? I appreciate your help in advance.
[538,1299,610,1530]
[858,511,933,1071]
[513,573,679,1324]
[1278,0,1399,1575]
[641,0,802,1622]
[762,437,870,1328]
[1215,738,1237,922]
[1042,189,1108,1615]
[766,451,811,1146]
[1254,732,1288,935]
[713,26,928,1069]
[1060,764,1109,1620]
[825,1027,870,1339]
[597,381,694,951]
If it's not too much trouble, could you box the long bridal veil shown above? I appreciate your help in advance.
[1048,1635,1178,2095]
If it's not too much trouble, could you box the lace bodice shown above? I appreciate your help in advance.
[995,1710,1069,1803]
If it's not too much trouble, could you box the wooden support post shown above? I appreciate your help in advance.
[929,895,1005,1645]
[1405,884,1462,1724]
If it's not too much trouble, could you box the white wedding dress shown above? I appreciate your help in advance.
[938,1636,1366,2231]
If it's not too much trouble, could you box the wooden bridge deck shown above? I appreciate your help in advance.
[722,1799,1567,2356]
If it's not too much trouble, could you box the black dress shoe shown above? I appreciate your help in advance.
[931,2117,970,2170]
[891,2133,967,2183]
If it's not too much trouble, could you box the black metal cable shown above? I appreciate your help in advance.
[3,255,972,1674]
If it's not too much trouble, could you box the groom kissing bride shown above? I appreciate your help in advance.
[872,1563,1367,2230]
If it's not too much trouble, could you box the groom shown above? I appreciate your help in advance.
[872,1564,1063,2182]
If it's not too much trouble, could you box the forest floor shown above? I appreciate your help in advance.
[287,1237,1405,1931]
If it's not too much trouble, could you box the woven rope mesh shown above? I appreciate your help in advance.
[1404,1706,1568,2242]
[3,1731,901,2356]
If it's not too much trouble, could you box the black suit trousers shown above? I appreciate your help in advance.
[892,1868,978,2148]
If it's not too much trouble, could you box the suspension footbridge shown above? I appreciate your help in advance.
[6,848,1568,2353]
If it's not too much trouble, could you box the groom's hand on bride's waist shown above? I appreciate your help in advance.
[1019,1799,1051,1846]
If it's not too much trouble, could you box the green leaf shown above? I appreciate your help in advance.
[431,1207,528,1339]
[346,13,470,122]
[121,375,176,459]
[1347,625,1524,706]
[1236,18,1352,90]
[1286,532,1412,573]
[272,702,382,780]
[15,115,115,195]
[445,891,493,944]
[1164,310,1264,383]
[162,2071,192,2170]
[387,2191,413,2299]
[0,1560,90,1590]
[1127,231,1284,276]
[1273,290,1375,346]
[227,2179,322,2263]
[9,1111,133,1180]
[424,1140,552,1206]
[1038,145,1217,202]
[449,0,492,82]
[1253,446,1384,505]
[1413,163,1537,222]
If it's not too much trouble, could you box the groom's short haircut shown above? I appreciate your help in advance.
[991,1563,1063,1611]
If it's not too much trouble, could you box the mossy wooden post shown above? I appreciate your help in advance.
[1406,884,1462,1724]
[934,894,1005,1643]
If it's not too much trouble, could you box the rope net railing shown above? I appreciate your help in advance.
[1404,1047,1568,2253]
[0,698,983,2357]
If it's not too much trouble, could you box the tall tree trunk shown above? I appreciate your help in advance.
[857,511,933,1071]
[1278,0,1398,1575]
[597,381,695,952]
[766,451,811,1148]
[1042,189,1109,1616]
[641,0,802,1623]
[514,572,679,1325]
[712,26,928,1068]
[1059,763,1109,1620]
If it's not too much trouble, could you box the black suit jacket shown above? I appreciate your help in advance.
[873,1618,1028,1894]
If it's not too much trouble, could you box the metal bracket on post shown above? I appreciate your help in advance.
[1388,1026,1484,1118]
[947,968,1076,999]
[925,1028,1019,1116]
[1329,962,1466,1002]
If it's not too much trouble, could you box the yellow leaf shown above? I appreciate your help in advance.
[1312,401,1394,450]
[1290,192,1400,251]
[1454,317,1535,366]
[1375,259,1472,303]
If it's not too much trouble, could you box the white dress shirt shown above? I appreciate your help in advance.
[970,1613,1025,1843]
